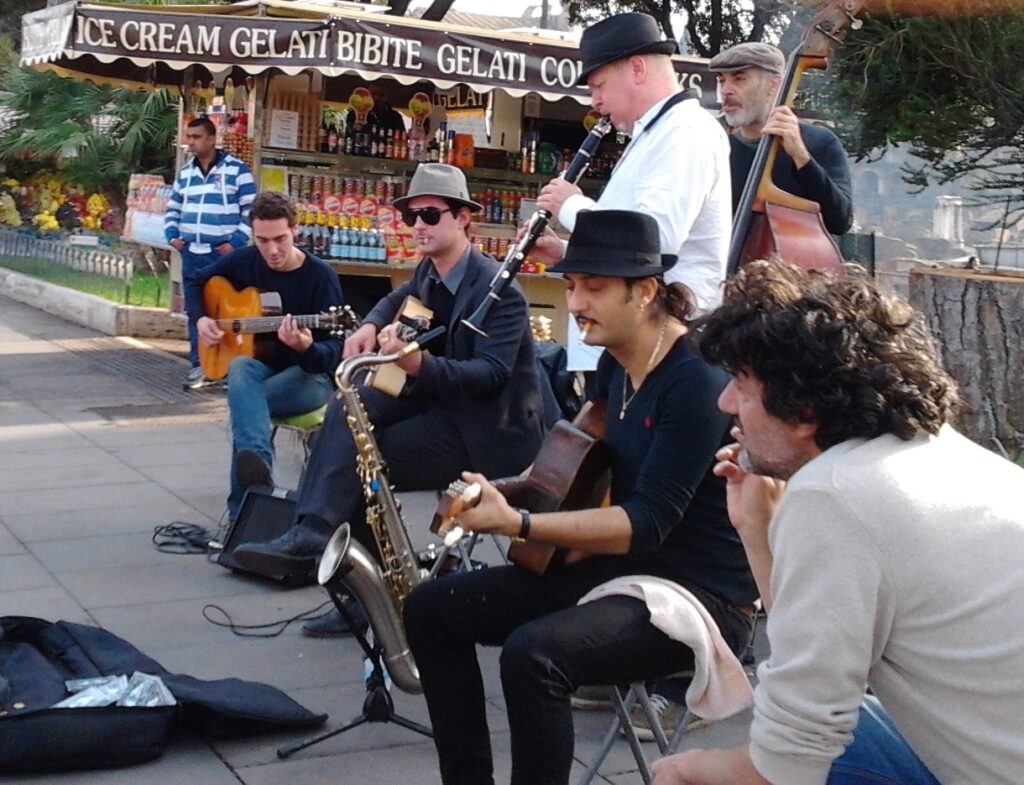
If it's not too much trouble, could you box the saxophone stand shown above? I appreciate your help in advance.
[276,596,432,759]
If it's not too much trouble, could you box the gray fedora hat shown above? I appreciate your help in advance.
[576,12,679,86]
[708,42,786,75]
[548,209,676,278]
[392,163,482,213]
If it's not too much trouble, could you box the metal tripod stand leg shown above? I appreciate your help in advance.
[277,592,432,759]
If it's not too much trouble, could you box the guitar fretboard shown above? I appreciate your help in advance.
[216,314,326,334]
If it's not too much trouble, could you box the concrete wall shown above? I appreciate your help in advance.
[0,268,185,339]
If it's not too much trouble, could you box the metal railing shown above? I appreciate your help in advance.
[0,228,134,282]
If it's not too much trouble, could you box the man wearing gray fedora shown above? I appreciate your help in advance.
[534,12,732,375]
[404,209,757,785]
[234,164,545,634]
[709,41,852,236]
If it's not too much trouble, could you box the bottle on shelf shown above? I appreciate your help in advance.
[327,119,339,154]
[318,110,330,153]
[385,129,395,159]
[329,215,342,258]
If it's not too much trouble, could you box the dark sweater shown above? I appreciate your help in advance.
[591,336,758,608]
[730,122,853,236]
[184,246,344,375]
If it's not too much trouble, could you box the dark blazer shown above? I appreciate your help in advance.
[364,246,545,477]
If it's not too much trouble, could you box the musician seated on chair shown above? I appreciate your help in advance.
[184,190,344,522]
[402,209,758,785]
[232,164,546,636]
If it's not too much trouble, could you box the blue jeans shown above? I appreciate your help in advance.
[181,247,219,366]
[828,697,940,785]
[226,357,334,520]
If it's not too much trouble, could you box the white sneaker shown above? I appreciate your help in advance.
[183,365,206,389]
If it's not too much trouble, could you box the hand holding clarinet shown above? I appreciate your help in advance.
[462,116,613,337]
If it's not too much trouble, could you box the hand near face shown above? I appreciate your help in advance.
[713,433,786,541]
[277,314,313,352]
[761,105,810,169]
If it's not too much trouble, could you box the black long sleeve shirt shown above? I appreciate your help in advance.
[592,336,758,608]
[730,122,854,236]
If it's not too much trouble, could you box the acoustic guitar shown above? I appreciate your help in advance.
[432,399,611,576]
[198,275,356,380]
[363,296,434,397]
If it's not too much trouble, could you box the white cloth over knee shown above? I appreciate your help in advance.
[578,576,752,720]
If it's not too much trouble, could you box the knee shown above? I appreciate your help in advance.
[228,356,262,383]
[403,579,451,651]
[500,622,554,685]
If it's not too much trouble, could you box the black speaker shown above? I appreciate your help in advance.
[215,485,311,586]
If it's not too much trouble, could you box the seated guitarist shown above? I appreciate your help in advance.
[184,190,344,521]
[403,209,758,785]
[233,164,546,634]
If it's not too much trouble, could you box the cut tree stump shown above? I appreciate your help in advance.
[909,267,1023,455]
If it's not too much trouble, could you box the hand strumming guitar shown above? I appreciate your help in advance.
[377,323,423,377]
[453,472,521,538]
[196,316,225,347]
[343,323,377,359]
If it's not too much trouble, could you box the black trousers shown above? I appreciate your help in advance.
[295,384,474,538]
[403,559,751,785]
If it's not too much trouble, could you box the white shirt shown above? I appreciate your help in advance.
[558,95,732,370]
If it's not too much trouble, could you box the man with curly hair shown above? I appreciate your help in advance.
[652,261,1024,785]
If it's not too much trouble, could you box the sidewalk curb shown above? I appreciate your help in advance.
[0,268,185,339]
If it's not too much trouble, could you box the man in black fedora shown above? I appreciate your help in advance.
[233,163,545,635]
[534,12,732,375]
[404,209,758,785]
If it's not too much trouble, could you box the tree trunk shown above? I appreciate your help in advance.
[909,267,1024,455]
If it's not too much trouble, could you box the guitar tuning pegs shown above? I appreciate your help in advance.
[850,18,862,30]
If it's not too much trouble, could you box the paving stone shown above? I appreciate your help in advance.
[58,559,283,610]
[0,459,149,493]
[0,553,56,592]
[7,731,240,785]
[88,585,329,651]
[0,520,26,556]
[0,481,184,516]
[0,585,91,623]
[27,531,199,574]
[2,502,215,543]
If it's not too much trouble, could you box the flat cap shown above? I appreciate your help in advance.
[708,42,785,75]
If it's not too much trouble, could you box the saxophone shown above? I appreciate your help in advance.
[317,327,445,695]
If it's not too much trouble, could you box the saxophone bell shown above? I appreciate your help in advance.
[318,523,423,695]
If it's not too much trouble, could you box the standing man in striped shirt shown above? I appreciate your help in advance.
[165,117,256,389]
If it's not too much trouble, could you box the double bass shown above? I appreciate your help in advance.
[728,0,865,275]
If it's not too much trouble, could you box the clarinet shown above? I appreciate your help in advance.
[462,116,613,337]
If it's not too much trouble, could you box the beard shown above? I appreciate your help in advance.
[736,443,800,481]
[722,102,769,130]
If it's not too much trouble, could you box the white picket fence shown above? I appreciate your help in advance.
[0,228,134,282]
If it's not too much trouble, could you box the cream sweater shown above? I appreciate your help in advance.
[750,426,1024,785]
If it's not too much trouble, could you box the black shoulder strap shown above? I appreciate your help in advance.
[639,89,698,138]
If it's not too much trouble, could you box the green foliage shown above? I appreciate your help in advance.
[0,66,177,206]
[562,0,800,57]
[830,11,1024,225]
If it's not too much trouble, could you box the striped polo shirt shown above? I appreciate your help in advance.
[164,150,256,255]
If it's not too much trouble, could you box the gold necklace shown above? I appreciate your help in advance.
[620,320,668,420]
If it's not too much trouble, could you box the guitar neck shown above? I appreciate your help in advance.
[215,314,325,334]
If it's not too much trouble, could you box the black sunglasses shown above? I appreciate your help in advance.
[400,206,453,226]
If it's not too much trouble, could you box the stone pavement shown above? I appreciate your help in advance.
[0,292,755,784]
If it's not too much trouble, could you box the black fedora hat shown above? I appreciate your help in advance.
[549,210,677,278]
[577,12,679,85]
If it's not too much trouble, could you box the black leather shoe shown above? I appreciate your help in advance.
[232,526,329,578]
[302,599,369,638]
[237,449,272,489]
